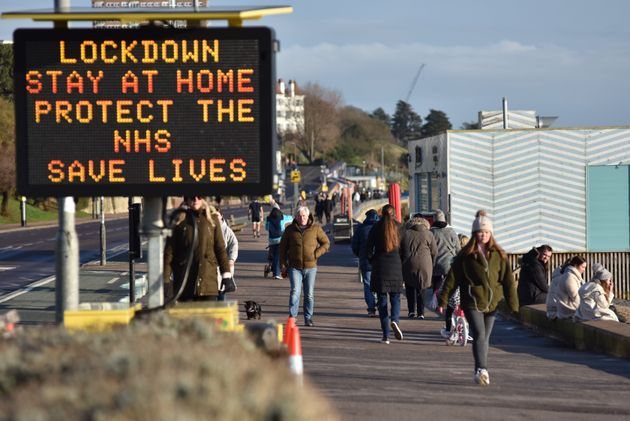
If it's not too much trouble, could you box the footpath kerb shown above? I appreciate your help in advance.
[232,231,630,420]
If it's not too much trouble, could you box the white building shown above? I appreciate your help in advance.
[276,79,304,135]
[408,126,630,253]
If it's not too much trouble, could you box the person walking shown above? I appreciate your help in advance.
[248,197,264,238]
[430,209,461,331]
[546,256,587,320]
[366,204,405,344]
[351,209,380,317]
[437,210,518,386]
[315,192,326,224]
[266,207,293,279]
[215,207,239,301]
[163,196,232,302]
[574,263,619,322]
[400,215,437,319]
[279,206,330,326]
[517,245,553,306]
[323,194,333,225]
[297,191,309,208]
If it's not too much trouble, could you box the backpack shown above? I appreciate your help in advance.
[268,218,283,239]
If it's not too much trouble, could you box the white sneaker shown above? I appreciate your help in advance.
[390,321,403,341]
[474,368,490,386]
[440,328,451,339]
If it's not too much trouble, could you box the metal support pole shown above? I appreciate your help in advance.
[20,196,26,227]
[347,187,354,238]
[381,146,385,184]
[293,182,299,212]
[128,198,140,304]
[99,196,106,265]
[143,197,165,309]
[54,0,69,29]
[55,197,79,324]
[502,97,509,129]
[128,198,135,304]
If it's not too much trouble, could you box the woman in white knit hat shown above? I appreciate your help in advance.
[574,263,619,322]
[437,210,518,386]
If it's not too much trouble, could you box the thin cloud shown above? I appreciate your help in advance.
[278,40,630,126]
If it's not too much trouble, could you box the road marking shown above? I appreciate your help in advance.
[0,266,17,272]
[0,275,55,304]
[107,277,120,284]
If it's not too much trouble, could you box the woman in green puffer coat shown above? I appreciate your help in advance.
[437,210,518,387]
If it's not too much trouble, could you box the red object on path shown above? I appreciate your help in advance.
[288,324,304,378]
[388,183,402,222]
[284,316,296,345]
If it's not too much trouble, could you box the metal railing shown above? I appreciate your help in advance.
[508,251,630,300]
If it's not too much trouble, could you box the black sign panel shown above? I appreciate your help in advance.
[13,27,275,196]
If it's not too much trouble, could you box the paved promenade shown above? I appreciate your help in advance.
[231,231,630,421]
[3,218,630,420]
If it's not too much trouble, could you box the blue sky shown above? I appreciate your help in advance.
[1,0,629,128]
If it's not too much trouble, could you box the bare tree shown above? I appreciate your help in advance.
[298,82,342,163]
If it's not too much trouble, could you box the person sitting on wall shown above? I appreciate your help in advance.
[517,245,553,307]
[546,256,586,320]
[574,263,619,322]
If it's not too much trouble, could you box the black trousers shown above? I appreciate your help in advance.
[405,286,424,316]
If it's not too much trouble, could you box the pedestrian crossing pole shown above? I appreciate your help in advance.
[55,197,79,324]
[99,196,106,266]
[20,196,26,227]
[143,197,165,308]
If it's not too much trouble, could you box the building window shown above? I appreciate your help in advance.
[430,172,440,210]
[415,173,429,212]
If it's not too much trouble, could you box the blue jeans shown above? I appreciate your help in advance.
[377,292,401,340]
[289,267,317,322]
[269,244,281,277]
[362,270,377,312]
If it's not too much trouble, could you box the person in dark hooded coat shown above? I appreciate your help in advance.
[517,245,552,306]
[351,209,379,317]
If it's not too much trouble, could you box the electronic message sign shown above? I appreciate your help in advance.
[13,27,275,197]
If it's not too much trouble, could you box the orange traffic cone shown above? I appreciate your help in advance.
[284,316,296,345]
[288,324,303,383]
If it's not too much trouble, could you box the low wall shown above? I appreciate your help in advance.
[520,304,630,359]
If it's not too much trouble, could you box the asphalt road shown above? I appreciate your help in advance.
[0,216,131,295]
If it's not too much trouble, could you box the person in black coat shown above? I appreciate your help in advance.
[351,209,379,317]
[366,204,404,344]
[517,245,553,306]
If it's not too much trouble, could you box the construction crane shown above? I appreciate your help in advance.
[405,63,426,103]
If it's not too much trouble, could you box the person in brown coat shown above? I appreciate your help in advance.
[163,196,231,302]
[400,215,437,319]
[279,206,330,326]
